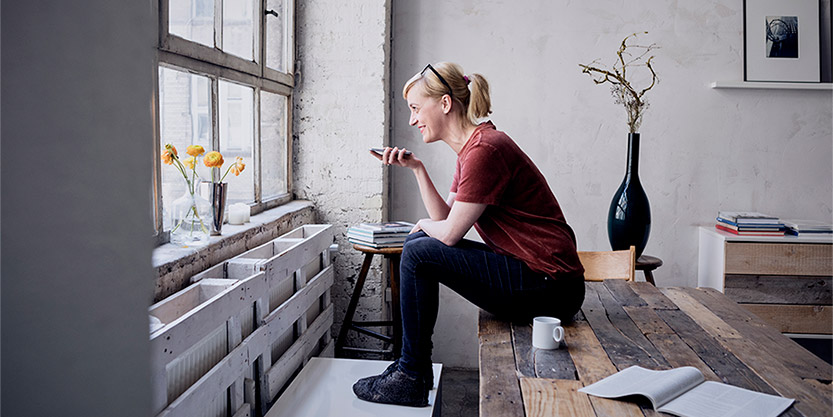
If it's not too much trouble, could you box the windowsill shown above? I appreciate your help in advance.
[152,200,315,302]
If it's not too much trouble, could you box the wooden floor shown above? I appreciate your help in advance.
[479,281,833,417]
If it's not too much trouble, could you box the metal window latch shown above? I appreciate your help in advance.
[265,9,279,18]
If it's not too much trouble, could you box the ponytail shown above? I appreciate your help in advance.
[466,73,492,124]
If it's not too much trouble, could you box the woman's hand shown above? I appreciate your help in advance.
[370,147,421,170]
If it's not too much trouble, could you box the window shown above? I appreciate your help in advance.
[153,0,294,242]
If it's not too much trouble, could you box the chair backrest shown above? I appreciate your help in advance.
[577,246,635,281]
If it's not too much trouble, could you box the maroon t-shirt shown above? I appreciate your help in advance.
[451,121,584,278]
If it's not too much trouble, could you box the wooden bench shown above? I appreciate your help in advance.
[149,224,336,417]
[479,281,833,417]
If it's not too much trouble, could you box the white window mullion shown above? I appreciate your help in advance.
[211,77,221,182]
[254,88,262,204]
[152,56,165,242]
[214,0,223,50]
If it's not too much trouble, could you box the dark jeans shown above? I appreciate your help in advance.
[397,231,585,377]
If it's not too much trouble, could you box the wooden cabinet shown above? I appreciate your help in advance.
[698,227,832,335]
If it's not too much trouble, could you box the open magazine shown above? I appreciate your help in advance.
[578,366,794,417]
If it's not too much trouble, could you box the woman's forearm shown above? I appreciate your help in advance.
[412,163,451,221]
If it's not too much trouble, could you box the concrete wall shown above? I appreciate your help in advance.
[391,0,833,368]
[294,0,394,349]
[1,1,155,415]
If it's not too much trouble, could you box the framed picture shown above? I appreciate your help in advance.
[744,0,821,82]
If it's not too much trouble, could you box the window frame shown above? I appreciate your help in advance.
[153,0,295,243]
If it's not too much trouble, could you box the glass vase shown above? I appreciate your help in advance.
[169,188,211,247]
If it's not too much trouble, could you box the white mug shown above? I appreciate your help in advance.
[532,316,564,350]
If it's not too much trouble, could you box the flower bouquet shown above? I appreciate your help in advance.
[162,144,245,245]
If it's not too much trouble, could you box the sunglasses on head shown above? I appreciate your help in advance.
[421,64,453,99]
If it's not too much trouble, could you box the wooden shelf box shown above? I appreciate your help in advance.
[698,227,832,336]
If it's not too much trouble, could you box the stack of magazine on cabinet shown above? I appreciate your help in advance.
[347,221,415,248]
[715,211,784,236]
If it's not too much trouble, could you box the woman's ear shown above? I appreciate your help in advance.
[441,95,452,114]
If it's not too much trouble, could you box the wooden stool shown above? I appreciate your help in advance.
[635,255,662,286]
[335,244,402,359]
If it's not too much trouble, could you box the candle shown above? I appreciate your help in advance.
[228,203,249,225]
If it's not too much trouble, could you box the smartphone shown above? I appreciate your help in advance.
[370,147,412,156]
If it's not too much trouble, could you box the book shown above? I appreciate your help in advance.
[347,237,405,248]
[346,233,408,245]
[717,211,780,225]
[351,221,415,234]
[715,217,783,229]
[782,219,833,234]
[714,219,783,232]
[578,365,794,417]
[347,227,409,239]
[715,224,784,236]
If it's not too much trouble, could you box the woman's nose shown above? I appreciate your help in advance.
[409,114,417,126]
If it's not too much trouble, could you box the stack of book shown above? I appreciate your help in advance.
[347,221,415,248]
[716,211,784,236]
[782,219,833,236]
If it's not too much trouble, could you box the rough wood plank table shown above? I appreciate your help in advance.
[478,281,833,417]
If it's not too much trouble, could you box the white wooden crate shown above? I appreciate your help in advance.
[150,224,335,417]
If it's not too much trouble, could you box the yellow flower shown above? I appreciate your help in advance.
[161,144,177,165]
[203,151,224,168]
[230,157,246,176]
[183,156,196,170]
[186,145,205,157]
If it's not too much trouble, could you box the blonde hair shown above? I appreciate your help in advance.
[402,62,492,125]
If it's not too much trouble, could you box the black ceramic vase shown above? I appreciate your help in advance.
[607,133,651,257]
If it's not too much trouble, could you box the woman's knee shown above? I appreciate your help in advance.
[402,233,444,265]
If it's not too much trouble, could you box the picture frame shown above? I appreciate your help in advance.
[744,0,821,82]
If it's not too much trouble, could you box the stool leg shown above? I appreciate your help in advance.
[644,270,656,286]
[336,252,374,357]
[388,254,402,359]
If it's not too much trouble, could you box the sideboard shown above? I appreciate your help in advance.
[698,226,832,335]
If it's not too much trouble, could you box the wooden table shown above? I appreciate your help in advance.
[478,281,833,417]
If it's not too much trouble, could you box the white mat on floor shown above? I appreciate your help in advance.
[266,358,443,417]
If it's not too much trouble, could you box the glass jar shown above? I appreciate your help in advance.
[169,188,211,246]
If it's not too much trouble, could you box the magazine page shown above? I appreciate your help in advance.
[658,381,794,417]
[578,366,704,409]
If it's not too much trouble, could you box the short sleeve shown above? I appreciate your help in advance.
[454,143,509,205]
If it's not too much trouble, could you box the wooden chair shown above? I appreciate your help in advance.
[577,246,636,281]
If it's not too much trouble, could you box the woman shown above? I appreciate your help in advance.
[352,62,585,407]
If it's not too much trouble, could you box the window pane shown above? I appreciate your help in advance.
[219,80,255,204]
[169,0,214,47]
[265,0,286,72]
[159,67,212,228]
[260,91,288,198]
[223,0,255,61]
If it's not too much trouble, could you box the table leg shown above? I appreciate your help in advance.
[388,254,402,359]
[336,252,374,357]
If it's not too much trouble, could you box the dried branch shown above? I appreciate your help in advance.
[578,32,660,133]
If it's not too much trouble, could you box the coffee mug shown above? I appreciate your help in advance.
[532,316,564,349]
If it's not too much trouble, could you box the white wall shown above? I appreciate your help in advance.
[294,0,394,348]
[392,0,833,368]
[1,0,155,414]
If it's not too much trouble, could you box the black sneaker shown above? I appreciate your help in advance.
[356,359,435,390]
[352,363,429,407]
